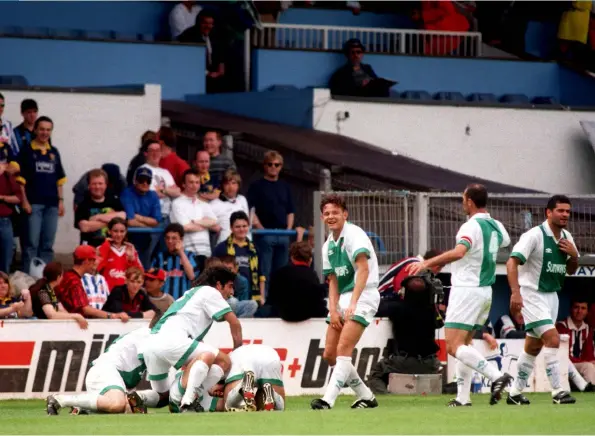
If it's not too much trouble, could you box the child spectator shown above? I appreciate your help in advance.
[102,267,156,319]
[143,267,174,313]
[210,169,249,245]
[0,271,32,319]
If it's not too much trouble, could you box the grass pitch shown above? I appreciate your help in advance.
[1,393,595,434]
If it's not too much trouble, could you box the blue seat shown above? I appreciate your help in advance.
[400,90,432,101]
[499,94,530,104]
[139,33,155,42]
[0,25,23,36]
[113,32,138,41]
[467,93,497,103]
[531,96,558,105]
[50,28,84,39]
[0,75,29,86]
[83,30,113,40]
[434,91,465,102]
[21,27,50,37]
[265,85,299,91]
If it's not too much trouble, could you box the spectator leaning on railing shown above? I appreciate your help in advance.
[72,163,126,210]
[102,267,156,319]
[0,271,32,319]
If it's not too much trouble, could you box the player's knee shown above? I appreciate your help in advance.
[214,351,231,372]
[198,351,216,366]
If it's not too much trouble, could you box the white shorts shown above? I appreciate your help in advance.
[225,346,283,387]
[445,286,492,331]
[521,288,558,338]
[168,371,219,413]
[85,361,126,395]
[326,288,380,327]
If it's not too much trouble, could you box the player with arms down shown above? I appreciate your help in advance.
[311,194,379,410]
[506,195,579,405]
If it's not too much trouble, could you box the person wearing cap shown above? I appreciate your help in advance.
[55,245,129,321]
[13,98,39,153]
[120,166,162,269]
[144,267,174,314]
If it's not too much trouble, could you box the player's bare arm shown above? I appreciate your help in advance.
[224,311,243,349]
[327,274,342,330]
[506,256,523,314]
[410,244,468,275]
[559,239,579,275]
[345,254,369,320]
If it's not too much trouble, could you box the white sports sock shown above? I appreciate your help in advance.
[542,347,563,396]
[225,383,243,410]
[509,351,536,396]
[55,393,99,411]
[202,364,225,392]
[322,356,352,407]
[136,390,160,408]
[347,366,374,401]
[273,391,285,410]
[568,361,588,391]
[455,360,473,405]
[455,345,502,382]
[181,360,210,406]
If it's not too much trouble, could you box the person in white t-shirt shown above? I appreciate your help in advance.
[210,169,249,245]
[139,139,180,219]
[170,169,219,271]
[169,1,202,39]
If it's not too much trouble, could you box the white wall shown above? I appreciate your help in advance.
[312,89,595,193]
[1,85,161,254]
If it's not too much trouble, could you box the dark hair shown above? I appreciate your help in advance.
[148,310,164,329]
[546,195,571,211]
[343,38,364,54]
[204,257,224,269]
[29,262,64,295]
[182,168,200,185]
[141,138,160,153]
[290,241,313,263]
[571,295,589,306]
[34,116,53,130]
[108,216,128,230]
[193,266,236,288]
[423,249,443,260]
[0,92,3,101]
[204,130,222,141]
[21,98,38,113]
[196,9,215,25]
[158,126,177,149]
[320,193,347,212]
[464,183,488,209]
[218,255,237,266]
[229,211,249,228]
[165,222,185,238]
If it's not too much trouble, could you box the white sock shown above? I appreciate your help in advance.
[455,360,473,405]
[181,360,210,406]
[568,361,588,391]
[202,364,224,392]
[225,383,243,410]
[510,351,536,396]
[347,366,374,400]
[273,391,285,410]
[322,356,352,407]
[136,390,160,408]
[543,347,563,396]
[455,345,502,382]
[55,393,99,411]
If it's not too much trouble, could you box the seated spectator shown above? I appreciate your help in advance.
[29,261,88,328]
[152,223,198,300]
[195,150,220,202]
[494,310,526,339]
[158,127,189,188]
[202,131,236,184]
[81,272,111,311]
[210,169,249,245]
[219,255,258,318]
[56,245,129,321]
[97,217,143,290]
[143,267,174,313]
[126,130,157,186]
[120,166,162,269]
[0,159,21,273]
[170,1,202,39]
[102,267,156,319]
[72,163,126,210]
[0,93,19,158]
[13,98,38,153]
[267,241,327,321]
[0,271,32,319]
[213,211,264,303]
[170,169,218,271]
[75,168,125,247]
[473,321,498,350]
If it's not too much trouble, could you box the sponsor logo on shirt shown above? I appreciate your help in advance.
[545,248,553,254]
[35,161,55,174]
[546,262,566,274]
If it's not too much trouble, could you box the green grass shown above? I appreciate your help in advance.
[1,394,595,434]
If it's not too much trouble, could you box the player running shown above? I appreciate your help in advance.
[410,184,512,406]
[506,195,579,405]
[140,266,242,413]
[311,194,379,410]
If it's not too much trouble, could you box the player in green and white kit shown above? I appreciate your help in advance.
[506,195,579,405]
[311,194,379,410]
[410,184,512,406]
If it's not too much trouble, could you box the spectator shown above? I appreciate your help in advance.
[15,116,66,274]
[143,267,174,313]
[267,241,327,321]
[0,160,21,273]
[247,150,295,286]
[213,211,264,303]
[218,254,251,301]
[13,98,38,153]
[81,272,111,311]
[494,310,526,339]
[97,217,143,290]
[152,223,198,300]
[56,245,129,320]
[0,93,19,158]
[75,168,125,247]
[203,131,236,184]
[210,169,249,245]
[557,0,592,63]
[219,255,258,318]
[420,1,470,55]
[72,163,126,210]
[29,261,88,328]
[126,130,157,186]
[139,138,181,220]
[170,169,218,271]
[158,127,189,188]
[102,267,156,319]
[169,1,202,39]
[473,321,498,351]
[195,150,220,202]
[120,166,162,269]
[0,271,32,319]
[295,225,315,268]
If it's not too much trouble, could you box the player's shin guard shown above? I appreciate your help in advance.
[568,361,588,391]
[509,351,536,396]
[322,356,352,408]
[136,390,160,408]
[348,365,374,401]
[455,345,502,381]
[181,361,210,407]
[455,360,473,405]
[55,393,99,411]
[543,347,563,396]
[202,364,224,392]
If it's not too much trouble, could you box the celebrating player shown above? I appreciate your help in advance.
[311,194,379,410]
[506,195,579,405]
[410,184,512,406]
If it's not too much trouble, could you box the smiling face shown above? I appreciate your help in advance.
[109,222,127,245]
[195,151,210,174]
[35,120,53,143]
[89,175,107,200]
[322,203,348,233]
[231,218,249,241]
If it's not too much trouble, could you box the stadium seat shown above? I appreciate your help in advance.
[434,91,465,102]
[400,90,432,101]
[113,32,139,41]
[139,33,155,42]
[21,27,50,37]
[50,28,84,39]
[265,85,299,91]
[467,93,497,103]
[0,25,24,36]
[0,75,29,86]
[83,30,113,40]
[499,94,530,104]
[531,96,558,105]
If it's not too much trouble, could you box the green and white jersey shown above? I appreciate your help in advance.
[322,221,379,294]
[224,344,283,387]
[151,285,232,340]
[510,221,578,293]
[92,327,149,389]
[452,212,510,287]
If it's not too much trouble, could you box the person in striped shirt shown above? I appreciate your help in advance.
[81,272,111,310]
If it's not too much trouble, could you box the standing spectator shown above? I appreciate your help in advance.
[102,267,156,319]
[0,271,32,319]
[203,131,236,183]
[213,211,264,303]
[72,163,126,210]
[210,169,249,245]
[120,167,162,269]
[219,255,258,318]
[158,127,189,188]
[139,139,181,220]
[75,168,125,247]
[81,272,111,311]
[56,245,129,321]
[97,217,143,290]
[13,99,38,153]
[247,150,295,286]
[126,130,157,186]
[143,267,174,313]
[0,93,19,158]
[151,223,198,300]
[29,261,88,328]
[169,1,202,39]
[15,116,66,274]
[195,150,220,202]
[170,169,218,271]
[0,159,21,273]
